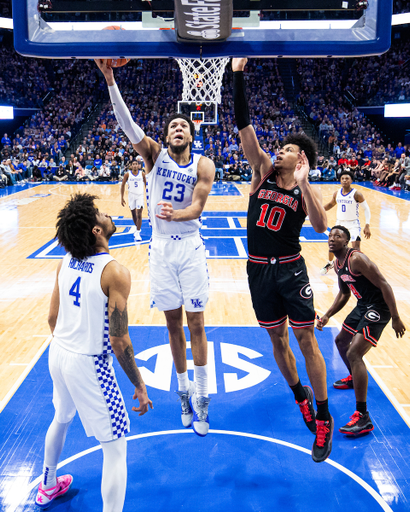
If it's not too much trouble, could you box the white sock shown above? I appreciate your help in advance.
[194,364,208,398]
[42,417,72,489]
[177,371,190,393]
[101,436,127,512]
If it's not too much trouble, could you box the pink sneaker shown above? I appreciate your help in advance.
[35,474,73,508]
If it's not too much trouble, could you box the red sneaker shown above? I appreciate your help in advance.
[333,374,353,389]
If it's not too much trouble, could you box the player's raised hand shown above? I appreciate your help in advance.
[94,59,115,86]
[294,150,310,185]
[232,58,248,72]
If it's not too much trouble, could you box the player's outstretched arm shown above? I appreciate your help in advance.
[350,253,406,338]
[354,191,371,239]
[232,58,272,190]
[323,191,337,211]
[94,59,161,173]
[103,261,153,415]
[156,156,215,222]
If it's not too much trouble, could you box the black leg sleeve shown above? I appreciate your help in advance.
[233,71,251,131]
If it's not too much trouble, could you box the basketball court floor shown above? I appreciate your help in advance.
[0,180,409,512]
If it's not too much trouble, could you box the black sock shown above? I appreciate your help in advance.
[290,380,307,403]
[315,399,330,421]
[356,402,367,414]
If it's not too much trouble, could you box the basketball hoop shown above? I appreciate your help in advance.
[176,57,230,105]
[193,119,203,134]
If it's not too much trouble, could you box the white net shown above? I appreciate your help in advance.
[176,57,230,105]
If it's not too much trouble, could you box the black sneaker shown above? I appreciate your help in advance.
[339,411,374,436]
[333,374,354,389]
[312,416,334,463]
[296,386,316,434]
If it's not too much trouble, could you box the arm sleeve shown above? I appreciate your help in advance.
[360,200,371,224]
[233,71,251,131]
[108,84,145,144]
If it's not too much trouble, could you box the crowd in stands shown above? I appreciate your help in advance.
[1,37,410,188]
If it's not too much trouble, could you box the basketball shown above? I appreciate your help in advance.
[103,26,130,68]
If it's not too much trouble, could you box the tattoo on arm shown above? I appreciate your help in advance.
[109,302,128,337]
[117,344,144,388]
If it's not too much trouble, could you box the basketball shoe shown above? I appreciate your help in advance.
[134,231,142,242]
[190,393,211,437]
[296,386,316,433]
[320,262,334,275]
[176,381,195,428]
[312,416,334,463]
[35,475,73,508]
[339,411,374,436]
[333,374,354,389]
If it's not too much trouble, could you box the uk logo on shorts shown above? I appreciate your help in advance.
[365,310,381,322]
[300,284,313,299]
[191,299,203,308]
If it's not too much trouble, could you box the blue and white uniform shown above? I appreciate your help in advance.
[127,169,144,210]
[50,252,130,442]
[145,149,209,312]
[336,187,361,241]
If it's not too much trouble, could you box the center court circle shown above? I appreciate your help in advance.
[23,430,392,512]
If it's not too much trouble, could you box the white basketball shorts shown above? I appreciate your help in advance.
[49,341,130,442]
[336,219,361,242]
[129,194,144,210]
[149,231,209,312]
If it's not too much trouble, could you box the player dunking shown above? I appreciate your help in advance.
[36,193,152,510]
[320,170,371,275]
[317,226,405,435]
[232,58,333,463]
[96,59,215,437]
[121,159,146,242]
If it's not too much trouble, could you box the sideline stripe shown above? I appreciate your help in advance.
[0,335,52,413]
[18,429,393,512]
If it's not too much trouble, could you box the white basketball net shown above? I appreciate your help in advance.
[176,57,230,104]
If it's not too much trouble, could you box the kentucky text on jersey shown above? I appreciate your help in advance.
[257,188,298,212]
[68,258,95,273]
[156,166,197,185]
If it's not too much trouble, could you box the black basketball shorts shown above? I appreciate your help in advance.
[247,253,316,330]
[342,303,391,346]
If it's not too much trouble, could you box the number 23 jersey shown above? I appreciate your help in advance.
[146,148,202,236]
[247,170,307,257]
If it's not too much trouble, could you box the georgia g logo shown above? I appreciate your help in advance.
[365,310,381,322]
[300,283,313,299]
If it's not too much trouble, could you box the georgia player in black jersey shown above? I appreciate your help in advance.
[317,226,406,436]
[232,57,332,463]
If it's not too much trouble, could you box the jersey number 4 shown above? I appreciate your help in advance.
[69,277,81,307]
[256,204,286,231]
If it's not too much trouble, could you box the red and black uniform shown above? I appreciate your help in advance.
[335,249,391,346]
[247,169,315,329]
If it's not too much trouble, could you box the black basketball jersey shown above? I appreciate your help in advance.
[247,170,307,257]
[335,249,387,307]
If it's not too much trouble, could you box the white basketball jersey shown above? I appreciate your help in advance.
[146,148,202,236]
[336,188,359,222]
[53,252,114,356]
[128,169,144,197]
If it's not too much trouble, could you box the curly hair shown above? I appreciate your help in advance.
[55,193,99,260]
[331,225,351,242]
[340,170,354,181]
[283,133,317,169]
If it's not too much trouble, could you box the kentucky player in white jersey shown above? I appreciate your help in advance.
[96,59,215,437]
[120,158,146,242]
[35,193,152,510]
[320,170,371,275]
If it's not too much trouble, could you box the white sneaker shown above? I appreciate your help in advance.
[134,231,142,241]
[176,381,195,428]
[35,475,73,508]
[320,262,334,275]
[190,392,211,437]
